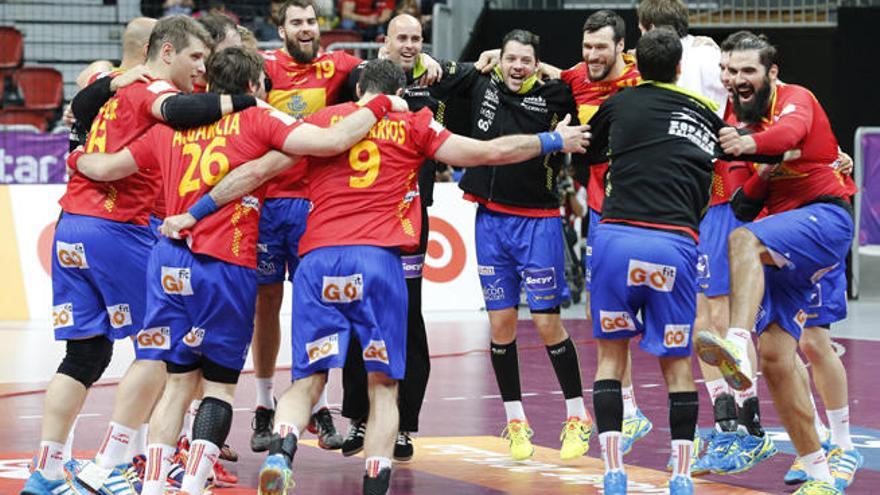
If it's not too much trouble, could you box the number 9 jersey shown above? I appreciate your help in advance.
[298,103,452,256]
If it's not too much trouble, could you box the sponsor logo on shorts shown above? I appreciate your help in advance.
[794,309,808,330]
[808,283,823,308]
[53,303,74,329]
[183,327,205,348]
[696,254,709,280]
[599,310,636,333]
[663,324,691,348]
[161,267,193,296]
[401,256,424,279]
[322,274,363,303]
[306,333,339,365]
[523,267,557,291]
[478,265,495,276]
[137,327,171,350]
[257,243,269,254]
[258,260,277,276]
[106,304,132,329]
[627,259,676,292]
[363,339,390,365]
[482,281,506,302]
[241,195,260,211]
[56,241,89,269]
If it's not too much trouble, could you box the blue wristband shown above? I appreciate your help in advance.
[538,131,564,154]
[188,194,219,221]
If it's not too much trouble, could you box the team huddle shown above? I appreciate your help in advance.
[21,0,860,495]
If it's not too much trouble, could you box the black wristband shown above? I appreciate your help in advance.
[231,94,257,112]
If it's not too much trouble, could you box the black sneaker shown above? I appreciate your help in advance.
[393,431,413,462]
[341,418,366,457]
[363,467,391,495]
[309,408,344,450]
[219,443,239,462]
[250,407,275,452]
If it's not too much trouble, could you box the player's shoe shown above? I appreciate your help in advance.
[829,447,864,490]
[621,409,653,455]
[559,416,593,460]
[257,454,293,495]
[129,455,146,483]
[697,431,742,474]
[75,461,142,495]
[785,429,832,485]
[308,408,344,450]
[717,433,777,474]
[501,419,534,461]
[603,471,627,495]
[792,479,843,495]
[695,331,752,391]
[342,419,367,457]
[363,467,391,495]
[669,475,694,495]
[219,444,238,463]
[209,462,238,488]
[20,470,92,495]
[393,431,414,462]
[166,453,187,489]
[251,407,275,453]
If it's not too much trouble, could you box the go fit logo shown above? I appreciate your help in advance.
[306,333,339,365]
[52,303,74,329]
[627,259,677,292]
[322,274,363,303]
[363,339,389,365]
[598,310,636,333]
[105,303,132,329]
[161,267,193,296]
[136,327,170,350]
[56,241,89,269]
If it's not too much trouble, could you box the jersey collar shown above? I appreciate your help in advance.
[639,80,719,113]
[493,66,539,95]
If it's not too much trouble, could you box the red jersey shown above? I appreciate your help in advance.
[262,48,362,199]
[743,82,851,214]
[61,78,178,225]
[561,56,640,213]
[127,108,301,268]
[298,103,452,255]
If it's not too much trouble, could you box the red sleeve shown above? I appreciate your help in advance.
[252,109,304,151]
[410,108,452,159]
[560,64,579,86]
[751,88,814,155]
[128,126,163,169]
[87,70,116,86]
[135,79,180,119]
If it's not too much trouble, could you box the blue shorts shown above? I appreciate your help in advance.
[590,223,698,358]
[291,245,407,380]
[52,213,153,342]
[256,198,310,285]
[697,203,743,297]
[137,238,257,371]
[584,208,600,291]
[805,262,847,327]
[746,203,853,341]
[475,207,570,311]
[149,214,163,241]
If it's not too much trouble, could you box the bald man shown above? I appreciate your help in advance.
[75,17,156,88]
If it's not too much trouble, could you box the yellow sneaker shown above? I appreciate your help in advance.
[792,479,843,495]
[695,330,752,391]
[502,419,535,461]
[560,416,594,460]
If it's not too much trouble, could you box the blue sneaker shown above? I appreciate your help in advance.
[21,470,91,495]
[830,447,864,490]
[603,471,627,495]
[669,475,694,495]
[716,433,777,474]
[75,461,141,495]
[258,453,294,495]
[621,409,653,455]
[699,431,743,474]
[785,429,832,485]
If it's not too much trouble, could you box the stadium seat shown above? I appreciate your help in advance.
[0,109,49,132]
[13,67,64,111]
[0,27,24,70]
[319,29,363,50]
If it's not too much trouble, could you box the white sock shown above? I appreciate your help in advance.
[726,328,753,378]
[36,441,65,480]
[734,380,758,406]
[181,440,219,495]
[599,432,624,474]
[311,385,329,414]
[705,378,730,404]
[274,422,301,439]
[503,401,526,423]
[365,456,392,478]
[799,449,833,484]
[95,422,137,469]
[565,397,587,420]
[62,416,78,462]
[670,439,694,478]
[827,407,854,450]
[255,377,275,410]
[126,424,149,459]
[622,386,638,419]
[809,393,829,439]
[141,443,175,495]
[182,400,201,440]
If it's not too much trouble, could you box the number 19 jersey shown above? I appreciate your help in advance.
[298,103,452,256]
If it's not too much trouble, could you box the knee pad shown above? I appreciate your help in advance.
[192,397,233,447]
[201,359,241,384]
[57,336,114,388]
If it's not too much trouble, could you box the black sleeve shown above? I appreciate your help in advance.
[584,99,612,165]
[729,187,766,222]
[159,93,256,129]
[427,61,480,103]
[71,76,114,129]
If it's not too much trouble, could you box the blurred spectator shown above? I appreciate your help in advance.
[249,0,286,42]
[395,0,420,17]
[339,0,394,40]
[198,12,241,50]
[315,0,340,29]
[193,1,240,24]
[162,0,195,16]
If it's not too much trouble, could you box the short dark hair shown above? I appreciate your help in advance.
[637,0,689,37]
[206,46,264,95]
[731,34,778,72]
[583,10,626,43]
[500,29,540,61]
[636,26,682,83]
[278,0,316,25]
[357,59,406,95]
[198,12,237,45]
[720,30,756,52]
[146,15,213,60]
